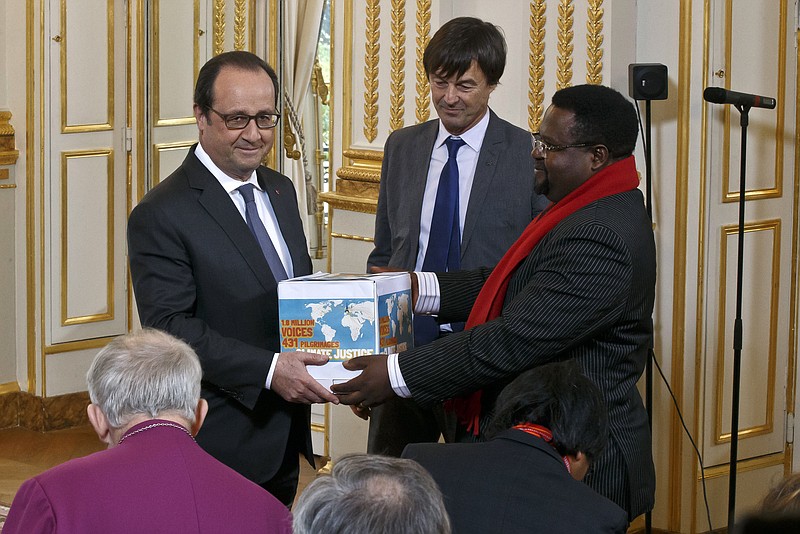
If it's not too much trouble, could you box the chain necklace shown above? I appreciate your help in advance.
[117,421,195,445]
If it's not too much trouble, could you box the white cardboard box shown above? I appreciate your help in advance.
[278,272,414,389]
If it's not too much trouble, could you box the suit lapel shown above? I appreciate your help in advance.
[461,110,504,257]
[184,151,278,291]
[258,168,312,277]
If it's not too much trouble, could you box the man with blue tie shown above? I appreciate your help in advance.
[127,51,338,507]
[363,17,548,455]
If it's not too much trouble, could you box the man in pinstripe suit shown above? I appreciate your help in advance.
[333,84,656,519]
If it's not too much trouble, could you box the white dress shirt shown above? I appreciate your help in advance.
[415,111,490,269]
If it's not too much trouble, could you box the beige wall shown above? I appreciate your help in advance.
[1,1,799,532]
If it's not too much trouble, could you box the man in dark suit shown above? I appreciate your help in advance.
[403,360,628,534]
[4,329,292,534]
[333,84,656,519]
[363,16,548,456]
[127,51,337,506]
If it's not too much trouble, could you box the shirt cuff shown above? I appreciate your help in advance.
[265,353,279,389]
[387,353,411,398]
[415,271,441,314]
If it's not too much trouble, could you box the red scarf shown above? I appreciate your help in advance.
[446,156,640,435]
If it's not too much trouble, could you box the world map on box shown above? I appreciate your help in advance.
[280,293,411,361]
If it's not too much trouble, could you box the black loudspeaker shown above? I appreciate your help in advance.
[628,63,668,100]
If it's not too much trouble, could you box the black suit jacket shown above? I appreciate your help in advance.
[403,429,629,534]
[399,189,656,517]
[127,146,313,484]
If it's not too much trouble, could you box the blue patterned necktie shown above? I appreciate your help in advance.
[416,136,466,345]
[237,183,288,282]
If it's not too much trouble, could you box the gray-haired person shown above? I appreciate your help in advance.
[5,328,291,534]
[293,454,451,534]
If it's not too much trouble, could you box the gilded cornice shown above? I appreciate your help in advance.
[528,1,546,131]
[336,165,381,183]
[319,191,378,214]
[342,148,383,163]
[585,0,603,85]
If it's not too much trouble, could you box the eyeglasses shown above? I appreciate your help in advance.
[531,132,594,153]
[208,107,281,130]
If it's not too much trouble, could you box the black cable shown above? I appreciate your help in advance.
[652,349,713,531]
[635,100,648,159]
[634,100,713,532]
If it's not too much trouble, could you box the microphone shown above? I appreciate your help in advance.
[703,87,776,109]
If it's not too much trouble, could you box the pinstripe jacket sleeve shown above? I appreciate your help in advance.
[398,189,656,517]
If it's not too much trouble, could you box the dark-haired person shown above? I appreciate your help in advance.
[403,361,628,533]
[333,84,657,519]
[363,16,548,457]
[128,51,338,507]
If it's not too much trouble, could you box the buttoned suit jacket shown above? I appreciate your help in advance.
[399,189,657,518]
[367,109,548,271]
[127,147,313,484]
[4,422,292,534]
[403,429,629,534]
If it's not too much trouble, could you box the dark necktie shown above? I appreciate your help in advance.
[237,183,288,282]
[415,136,466,345]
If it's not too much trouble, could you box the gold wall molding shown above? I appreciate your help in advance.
[234,0,247,50]
[556,0,574,89]
[342,148,383,163]
[25,0,37,394]
[0,110,20,166]
[389,0,406,132]
[414,0,431,123]
[60,149,115,327]
[213,0,225,56]
[669,1,694,528]
[336,166,381,183]
[152,141,195,187]
[702,451,784,479]
[59,0,115,133]
[585,0,603,85]
[0,390,91,431]
[721,0,787,204]
[714,220,781,444]
[330,232,374,243]
[0,382,21,395]
[787,29,800,484]
[152,0,200,127]
[319,191,378,214]
[528,1,546,132]
[44,336,115,354]
[363,0,380,142]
